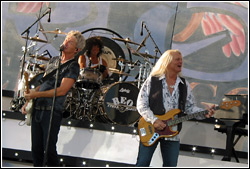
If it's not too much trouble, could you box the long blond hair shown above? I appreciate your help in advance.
[150,49,182,77]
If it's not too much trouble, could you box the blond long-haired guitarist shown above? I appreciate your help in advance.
[136,49,215,167]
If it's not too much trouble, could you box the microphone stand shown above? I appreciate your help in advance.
[19,9,50,98]
[43,49,62,166]
[144,24,162,55]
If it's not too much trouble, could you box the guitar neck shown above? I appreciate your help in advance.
[23,71,30,94]
[167,106,219,126]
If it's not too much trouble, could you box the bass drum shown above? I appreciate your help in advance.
[98,82,141,125]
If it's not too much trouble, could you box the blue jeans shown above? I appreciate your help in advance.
[136,139,180,167]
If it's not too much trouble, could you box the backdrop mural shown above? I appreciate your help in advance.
[2,2,248,111]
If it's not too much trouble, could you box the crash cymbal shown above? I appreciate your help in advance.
[42,29,67,35]
[112,37,142,46]
[29,54,50,61]
[132,52,159,59]
[22,36,48,43]
[112,58,134,64]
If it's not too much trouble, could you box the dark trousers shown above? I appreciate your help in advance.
[31,109,62,167]
[136,139,180,167]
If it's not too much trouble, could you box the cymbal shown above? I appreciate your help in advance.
[29,54,50,61]
[132,52,159,59]
[42,29,67,35]
[112,37,142,46]
[109,68,130,76]
[22,36,48,43]
[112,58,134,64]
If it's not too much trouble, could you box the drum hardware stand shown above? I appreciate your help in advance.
[153,47,159,65]
[118,58,125,82]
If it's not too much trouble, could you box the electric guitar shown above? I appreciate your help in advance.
[138,100,241,147]
[23,71,33,126]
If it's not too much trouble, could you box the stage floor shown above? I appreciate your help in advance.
[2,154,248,167]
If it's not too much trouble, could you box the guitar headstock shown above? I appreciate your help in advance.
[220,100,241,110]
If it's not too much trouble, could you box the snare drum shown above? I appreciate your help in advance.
[98,82,141,125]
[76,68,102,89]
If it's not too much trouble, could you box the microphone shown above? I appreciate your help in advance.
[140,21,144,36]
[136,34,148,52]
[47,7,51,22]
[60,44,65,51]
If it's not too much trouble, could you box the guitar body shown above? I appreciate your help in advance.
[23,71,34,126]
[138,109,181,147]
[25,99,33,126]
[138,100,241,147]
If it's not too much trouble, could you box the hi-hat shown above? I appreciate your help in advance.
[42,29,67,35]
[29,54,50,61]
[112,37,142,46]
[109,68,130,76]
[132,52,159,59]
[22,36,48,43]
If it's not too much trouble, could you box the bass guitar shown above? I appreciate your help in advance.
[138,100,241,146]
[23,71,33,126]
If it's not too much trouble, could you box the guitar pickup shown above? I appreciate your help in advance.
[140,128,146,137]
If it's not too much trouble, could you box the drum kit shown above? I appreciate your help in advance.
[63,33,160,126]
[12,25,160,126]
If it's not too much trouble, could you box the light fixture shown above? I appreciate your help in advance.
[68,121,71,125]
[82,161,86,166]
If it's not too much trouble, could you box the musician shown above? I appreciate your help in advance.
[21,30,85,166]
[136,49,215,167]
[78,36,109,79]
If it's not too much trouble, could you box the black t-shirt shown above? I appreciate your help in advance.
[35,56,79,112]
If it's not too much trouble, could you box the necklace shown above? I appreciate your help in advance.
[169,85,175,89]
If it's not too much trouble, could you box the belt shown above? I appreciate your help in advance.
[34,106,52,111]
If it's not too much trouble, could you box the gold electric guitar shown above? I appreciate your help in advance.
[23,71,33,126]
[138,100,241,147]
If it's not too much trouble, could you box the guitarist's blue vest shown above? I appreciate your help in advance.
[149,76,187,131]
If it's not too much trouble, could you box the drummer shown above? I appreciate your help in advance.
[78,36,109,79]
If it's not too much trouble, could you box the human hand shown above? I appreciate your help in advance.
[153,119,166,131]
[21,101,28,115]
[205,104,215,118]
